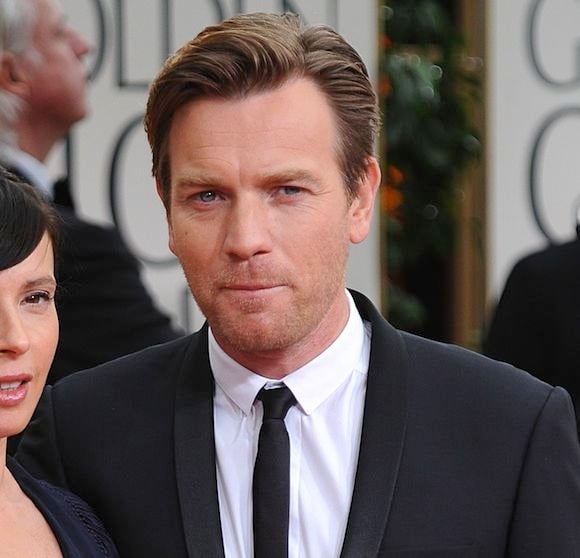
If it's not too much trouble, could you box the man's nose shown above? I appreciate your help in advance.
[69,27,92,59]
[223,198,273,260]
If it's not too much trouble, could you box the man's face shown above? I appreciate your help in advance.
[164,78,378,374]
[24,0,90,134]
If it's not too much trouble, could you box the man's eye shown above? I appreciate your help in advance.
[197,191,217,202]
[281,186,301,196]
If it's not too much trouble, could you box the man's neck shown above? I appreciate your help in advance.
[16,134,54,164]
[15,114,68,163]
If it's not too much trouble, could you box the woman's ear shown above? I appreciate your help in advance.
[348,157,381,245]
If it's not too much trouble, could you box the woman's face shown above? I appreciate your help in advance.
[0,233,58,440]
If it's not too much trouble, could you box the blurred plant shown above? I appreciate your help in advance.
[379,0,482,334]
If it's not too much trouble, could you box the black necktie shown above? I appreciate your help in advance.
[253,386,296,558]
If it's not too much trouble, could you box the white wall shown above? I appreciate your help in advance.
[488,0,580,302]
[52,0,380,332]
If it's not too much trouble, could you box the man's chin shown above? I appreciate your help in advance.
[211,316,297,355]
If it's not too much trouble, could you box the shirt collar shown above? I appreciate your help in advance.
[209,290,368,416]
[0,143,53,200]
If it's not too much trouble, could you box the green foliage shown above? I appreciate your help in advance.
[380,0,481,332]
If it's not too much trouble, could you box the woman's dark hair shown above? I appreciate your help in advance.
[0,165,60,271]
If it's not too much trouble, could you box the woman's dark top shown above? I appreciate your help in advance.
[7,457,119,557]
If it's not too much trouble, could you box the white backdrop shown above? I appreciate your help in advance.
[50,0,380,332]
[488,0,580,303]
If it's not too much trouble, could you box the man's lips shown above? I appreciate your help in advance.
[220,285,287,302]
[224,284,282,290]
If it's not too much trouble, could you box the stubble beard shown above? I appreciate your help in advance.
[185,257,347,357]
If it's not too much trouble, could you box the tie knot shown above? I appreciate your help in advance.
[257,386,296,420]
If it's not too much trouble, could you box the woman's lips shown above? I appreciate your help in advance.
[0,375,32,407]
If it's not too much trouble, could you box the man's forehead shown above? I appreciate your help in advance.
[170,80,336,137]
[31,0,61,32]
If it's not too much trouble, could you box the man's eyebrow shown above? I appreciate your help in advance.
[174,174,222,188]
[256,169,322,186]
[173,169,321,188]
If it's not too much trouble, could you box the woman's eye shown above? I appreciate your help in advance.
[24,292,52,305]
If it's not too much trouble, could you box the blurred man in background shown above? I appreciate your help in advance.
[484,223,580,432]
[0,0,181,389]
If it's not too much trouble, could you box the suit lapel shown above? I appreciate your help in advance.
[341,291,410,558]
[174,325,225,558]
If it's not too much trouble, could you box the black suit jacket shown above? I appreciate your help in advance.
[16,291,580,557]
[51,204,180,382]
[484,238,580,420]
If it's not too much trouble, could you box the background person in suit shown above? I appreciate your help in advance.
[16,12,580,557]
[0,168,118,557]
[0,0,181,390]
[484,230,580,429]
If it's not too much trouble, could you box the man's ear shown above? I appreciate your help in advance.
[156,178,176,254]
[348,156,381,244]
[0,53,29,97]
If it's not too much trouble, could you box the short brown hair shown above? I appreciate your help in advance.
[144,12,380,205]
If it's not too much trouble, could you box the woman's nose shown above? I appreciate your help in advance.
[0,309,30,356]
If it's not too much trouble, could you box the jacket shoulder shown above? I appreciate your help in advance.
[53,332,202,394]
[402,330,551,393]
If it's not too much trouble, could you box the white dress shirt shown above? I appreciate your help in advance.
[210,290,371,557]
[0,142,53,199]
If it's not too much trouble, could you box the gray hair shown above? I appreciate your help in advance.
[0,0,36,137]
